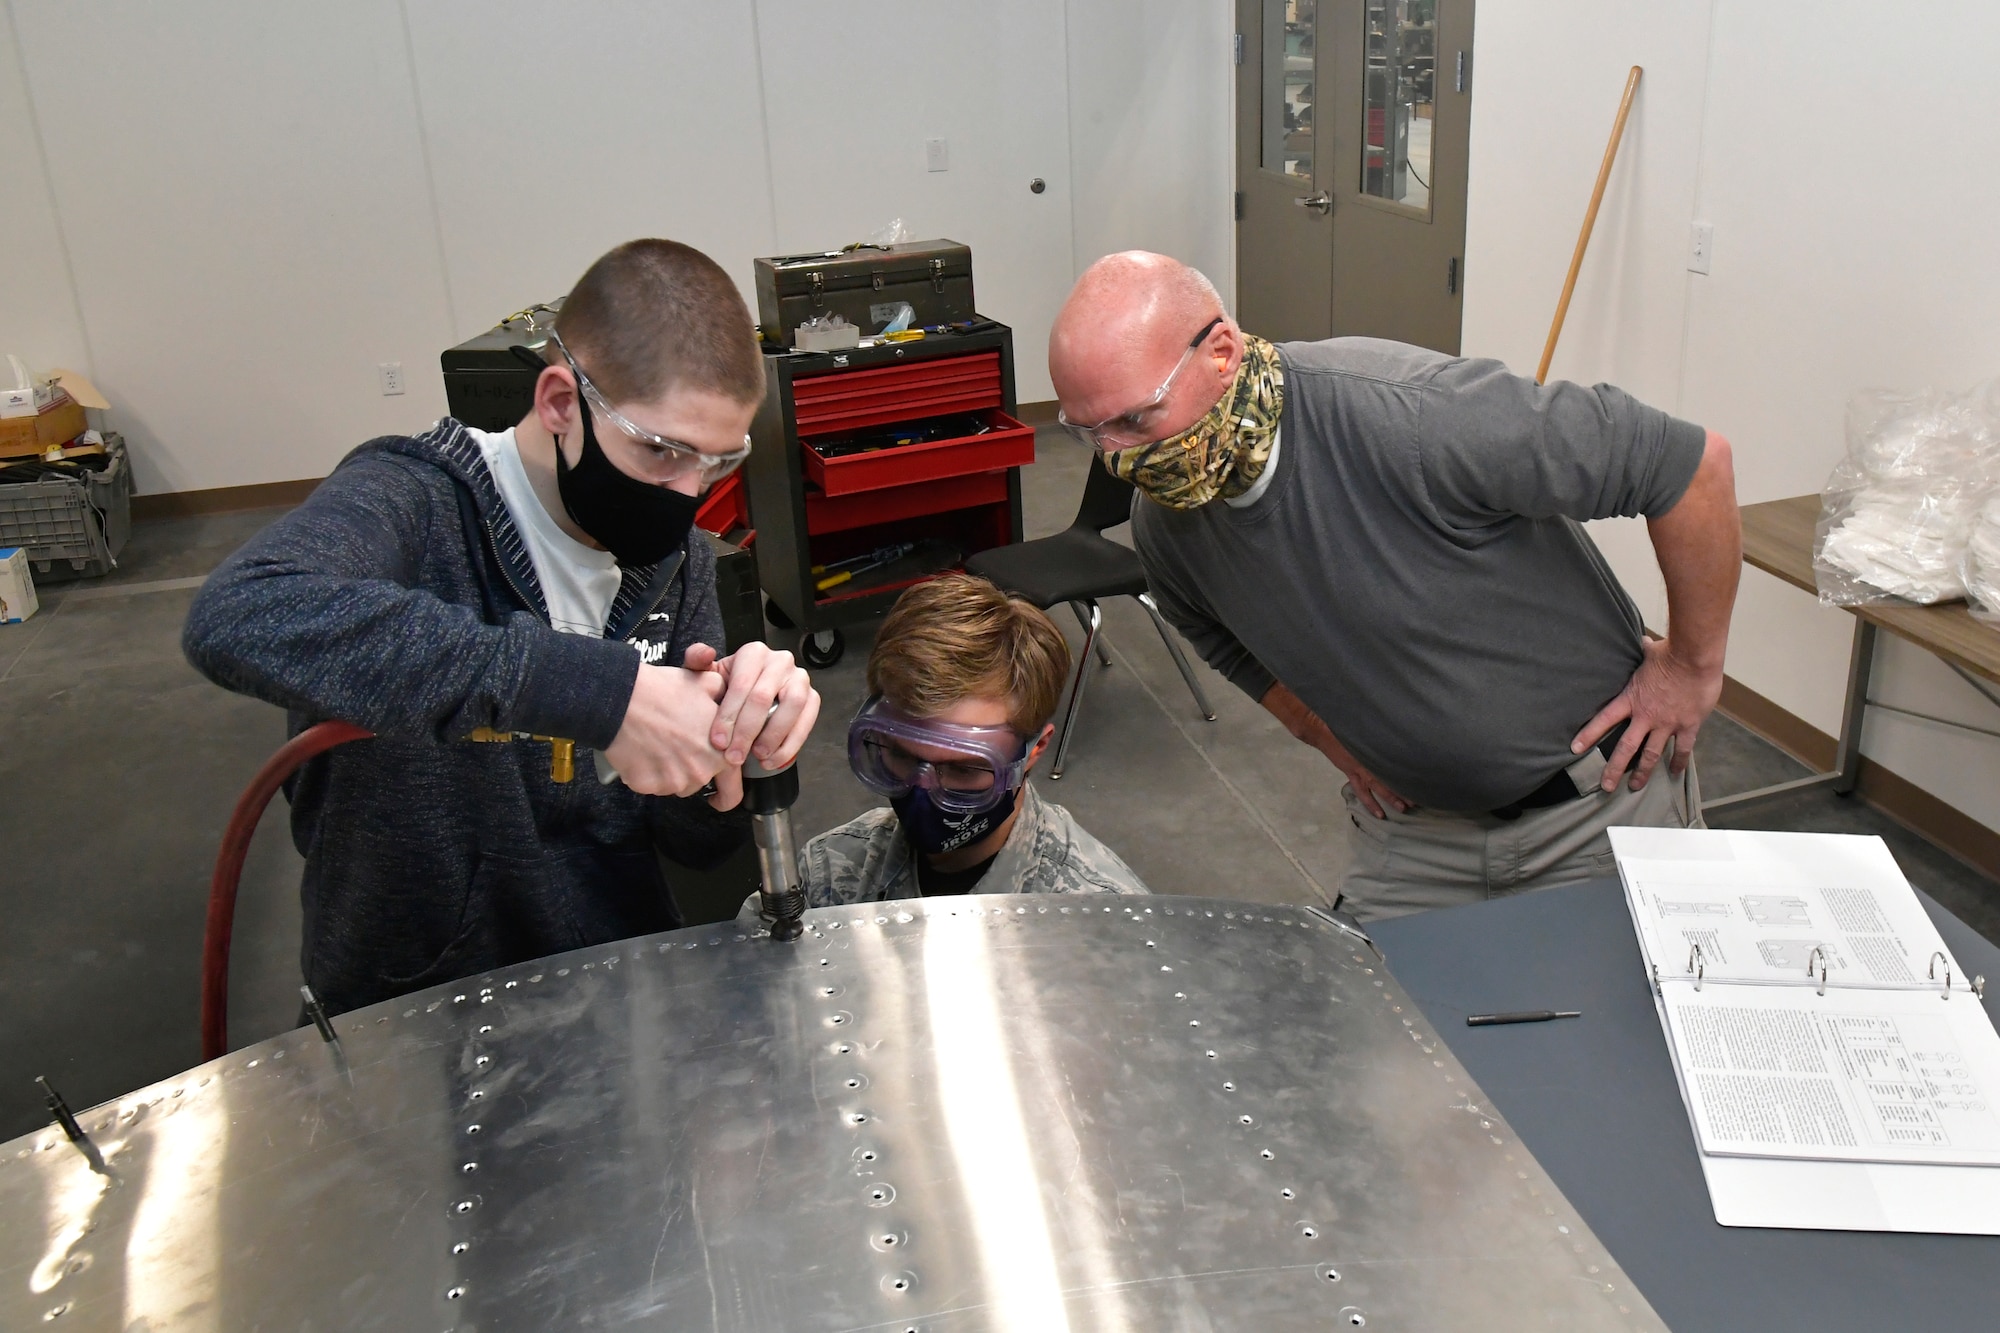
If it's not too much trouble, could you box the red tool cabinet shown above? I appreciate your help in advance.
[743,323,1031,666]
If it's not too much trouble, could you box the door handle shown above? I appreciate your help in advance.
[1293,192,1332,214]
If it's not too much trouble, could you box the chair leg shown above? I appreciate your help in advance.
[1053,600,1103,779]
[1138,592,1216,721]
[1070,601,1112,668]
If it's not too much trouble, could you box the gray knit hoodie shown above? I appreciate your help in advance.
[183,418,747,1015]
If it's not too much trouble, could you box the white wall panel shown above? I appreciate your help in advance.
[1678,0,2000,505]
[402,1,776,340]
[754,0,1075,403]
[0,6,91,376]
[10,1,457,494]
[1064,0,1235,311]
[1459,0,1713,409]
[1862,640,2000,831]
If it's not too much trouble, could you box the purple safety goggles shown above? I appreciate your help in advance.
[846,695,1032,815]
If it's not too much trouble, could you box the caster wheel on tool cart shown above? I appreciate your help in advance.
[764,597,796,631]
[799,627,845,669]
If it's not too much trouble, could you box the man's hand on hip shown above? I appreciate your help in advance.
[1572,637,1723,792]
[604,663,729,798]
[1260,680,1411,818]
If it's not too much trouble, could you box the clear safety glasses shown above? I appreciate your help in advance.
[1057,315,1225,452]
[548,330,752,485]
[846,695,1031,815]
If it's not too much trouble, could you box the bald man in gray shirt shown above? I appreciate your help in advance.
[1048,252,1741,920]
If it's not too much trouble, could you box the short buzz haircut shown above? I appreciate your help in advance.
[868,575,1072,736]
[550,238,765,406]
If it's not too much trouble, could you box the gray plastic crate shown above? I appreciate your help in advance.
[0,433,131,580]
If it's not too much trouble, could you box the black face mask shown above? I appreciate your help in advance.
[511,344,698,567]
[553,400,699,568]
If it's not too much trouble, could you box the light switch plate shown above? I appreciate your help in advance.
[1687,222,1714,275]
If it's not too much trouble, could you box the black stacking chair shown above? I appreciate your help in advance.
[964,463,1216,777]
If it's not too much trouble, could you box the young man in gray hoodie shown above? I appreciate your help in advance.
[186,239,819,1013]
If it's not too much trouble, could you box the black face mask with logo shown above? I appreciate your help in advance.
[889,784,1023,857]
[512,344,697,568]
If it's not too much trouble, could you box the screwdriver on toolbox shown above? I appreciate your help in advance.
[813,541,916,592]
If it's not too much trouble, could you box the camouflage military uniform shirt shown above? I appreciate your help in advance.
[738,783,1148,920]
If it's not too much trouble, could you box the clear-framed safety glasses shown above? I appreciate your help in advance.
[846,695,1031,815]
[547,329,752,485]
[1056,315,1225,452]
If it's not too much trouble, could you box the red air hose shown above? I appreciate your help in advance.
[201,721,372,1062]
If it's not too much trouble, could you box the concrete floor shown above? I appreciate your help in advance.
[2,428,1996,1141]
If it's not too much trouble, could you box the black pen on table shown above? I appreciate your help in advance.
[1465,1010,1581,1027]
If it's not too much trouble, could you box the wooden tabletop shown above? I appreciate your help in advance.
[1740,494,2000,688]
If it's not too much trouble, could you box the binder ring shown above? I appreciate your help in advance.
[1807,945,1828,996]
[1688,942,1704,992]
[1928,951,1952,999]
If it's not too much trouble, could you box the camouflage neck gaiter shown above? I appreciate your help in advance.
[1104,334,1284,511]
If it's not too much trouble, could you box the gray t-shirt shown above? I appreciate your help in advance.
[1134,337,1707,813]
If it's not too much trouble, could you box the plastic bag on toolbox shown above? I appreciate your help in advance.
[1814,382,2000,605]
[863,217,913,246]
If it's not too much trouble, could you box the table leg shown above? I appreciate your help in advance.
[1831,619,1877,795]
[1701,616,1875,815]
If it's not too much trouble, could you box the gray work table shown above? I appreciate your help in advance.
[1372,877,2000,1333]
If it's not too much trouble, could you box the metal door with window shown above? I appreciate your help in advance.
[1235,0,1473,354]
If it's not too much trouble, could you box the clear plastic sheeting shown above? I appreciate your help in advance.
[1964,491,2000,625]
[1815,383,2000,606]
[863,216,912,246]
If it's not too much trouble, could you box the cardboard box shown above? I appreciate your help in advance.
[47,370,109,412]
[0,547,38,624]
[0,391,85,458]
[1,370,58,417]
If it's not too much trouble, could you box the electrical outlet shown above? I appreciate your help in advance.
[379,361,405,396]
[925,137,949,173]
[1687,222,1714,275]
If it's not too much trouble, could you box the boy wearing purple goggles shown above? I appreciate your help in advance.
[747,575,1148,914]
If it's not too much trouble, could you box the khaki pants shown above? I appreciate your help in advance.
[1337,748,1704,922]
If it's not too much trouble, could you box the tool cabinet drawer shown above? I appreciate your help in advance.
[790,351,1003,436]
[693,473,749,538]
[804,469,1010,536]
[801,408,1033,497]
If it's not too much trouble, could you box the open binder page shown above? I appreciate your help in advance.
[1661,983,2000,1166]
[1609,828,1964,990]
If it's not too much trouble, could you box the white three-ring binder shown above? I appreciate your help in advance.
[1610,826,2000,1233]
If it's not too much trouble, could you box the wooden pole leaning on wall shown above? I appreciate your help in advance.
[1536,65,1644,385]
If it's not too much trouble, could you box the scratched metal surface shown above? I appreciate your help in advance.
[0,897,1666,1331]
